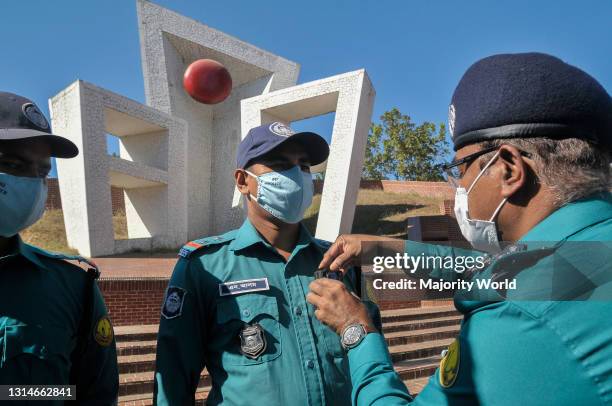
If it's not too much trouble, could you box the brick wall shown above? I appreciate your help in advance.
[99,278,167,326]
[314,179,454,199]
[46,178,126,213]
[46,178,62,210]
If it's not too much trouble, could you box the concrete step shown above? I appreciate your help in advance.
[116,333,455,375]
[118,386,209,405]
[390,338,454,363]
[394,356,440,381]
[381,306,459,324]
[117,366,436,405]
[118,353,156,375]
[119,370,209,398]
[382,315,462,334]
[113,305,460,344]
[119,344,446,396]
[117,340,157,357]
[114,325,158,343]
[385,325,459,347]
[114,310,461,358]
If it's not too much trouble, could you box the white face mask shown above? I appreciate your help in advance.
[453,151,508,253]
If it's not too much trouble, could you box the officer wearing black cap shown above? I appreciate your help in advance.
[0,92,119,403]
[307,53,612,405]
[154,122,380,405]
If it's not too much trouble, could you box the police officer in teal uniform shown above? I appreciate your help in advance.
[307,53,612,405]
[154,122,380,405]
[0,92,119,404]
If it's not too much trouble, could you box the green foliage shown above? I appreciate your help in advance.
[362,108,449,181]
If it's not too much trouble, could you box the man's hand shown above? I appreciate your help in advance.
[318,234,399,273]
[307,278,376,335]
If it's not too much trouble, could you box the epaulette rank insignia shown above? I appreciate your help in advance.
[179,236,226,258]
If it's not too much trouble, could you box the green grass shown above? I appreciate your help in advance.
[21,189,444,254]
[303,189,443,239]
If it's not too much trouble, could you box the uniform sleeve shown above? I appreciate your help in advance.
[348,333,414,405]
[154,258,207,405]
[442,302,601,405]
[73,282,119,406]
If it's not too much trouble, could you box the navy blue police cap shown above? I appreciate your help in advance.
[449,52,612,151]
[0,92,78,158]
[236,122,329,169]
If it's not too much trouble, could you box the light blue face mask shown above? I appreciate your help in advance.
[0,173,48,237]
[245,165,314,224]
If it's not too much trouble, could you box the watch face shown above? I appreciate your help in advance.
[343,325,364,347]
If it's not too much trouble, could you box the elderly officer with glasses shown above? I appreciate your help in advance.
[306,53,612,405]
[0,92,119,404]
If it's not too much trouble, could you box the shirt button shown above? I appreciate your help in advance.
[294,306,303,316]
[243,309,251,318]
[306,360,315,369]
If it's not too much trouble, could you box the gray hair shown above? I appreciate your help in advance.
[478,137,611,207]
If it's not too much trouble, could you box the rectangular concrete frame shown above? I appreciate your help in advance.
[50,80,188,257]
[236,69,376,241]
[137,0,301,238]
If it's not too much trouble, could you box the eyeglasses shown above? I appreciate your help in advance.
[442,146,531,188]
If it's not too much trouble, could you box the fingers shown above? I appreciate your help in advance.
[308,278,345,296]
[329,251,356,273]
[308,279,373,335]
[318,235,345,270]
[306,291,324,308]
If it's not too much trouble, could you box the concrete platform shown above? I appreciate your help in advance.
[93,257,176,279]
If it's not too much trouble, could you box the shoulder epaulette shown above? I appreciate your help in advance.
[179,232,235,258]
[31,247,100,279]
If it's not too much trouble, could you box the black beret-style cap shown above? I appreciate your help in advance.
[449,52,612,151]
[0,92,78,158]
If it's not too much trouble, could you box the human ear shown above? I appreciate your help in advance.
[234,169,250,195]
[497,145,527,198]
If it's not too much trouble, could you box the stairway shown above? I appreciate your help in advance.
[116,305,461,405]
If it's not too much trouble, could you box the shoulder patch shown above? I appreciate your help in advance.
[439,339,460,388]
[94,316,114,347]
[161,286,187,319]
[178,235,233,258]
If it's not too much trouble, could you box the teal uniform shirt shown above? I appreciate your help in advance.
[154,219,379,406]
[0,235,119,405]
[349,193,612,405]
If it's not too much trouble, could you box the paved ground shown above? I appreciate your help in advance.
[92,257,176,279]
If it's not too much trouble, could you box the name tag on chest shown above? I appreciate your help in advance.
[219,278,270,296]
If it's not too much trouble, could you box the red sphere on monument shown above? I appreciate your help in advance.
[183,59,232,104]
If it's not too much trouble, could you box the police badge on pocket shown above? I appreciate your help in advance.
[239,323,267,359]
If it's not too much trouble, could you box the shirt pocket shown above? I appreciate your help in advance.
[215,294,282,366]
[0,322,72,378]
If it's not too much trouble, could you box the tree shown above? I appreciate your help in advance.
[362,108,448,181]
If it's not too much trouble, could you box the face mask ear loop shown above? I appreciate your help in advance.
[488,197,508,222]
[466,150,501,195]
[241,169,255,197]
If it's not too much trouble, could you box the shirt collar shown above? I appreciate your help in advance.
[229,218,316,255]
[520,192,612,242]
[0,235,47,269]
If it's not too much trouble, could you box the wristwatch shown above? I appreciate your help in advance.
[340,323,368,350]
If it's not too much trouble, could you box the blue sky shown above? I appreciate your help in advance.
[0,0,610,177]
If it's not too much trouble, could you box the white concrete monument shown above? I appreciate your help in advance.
[52,0,375,257]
